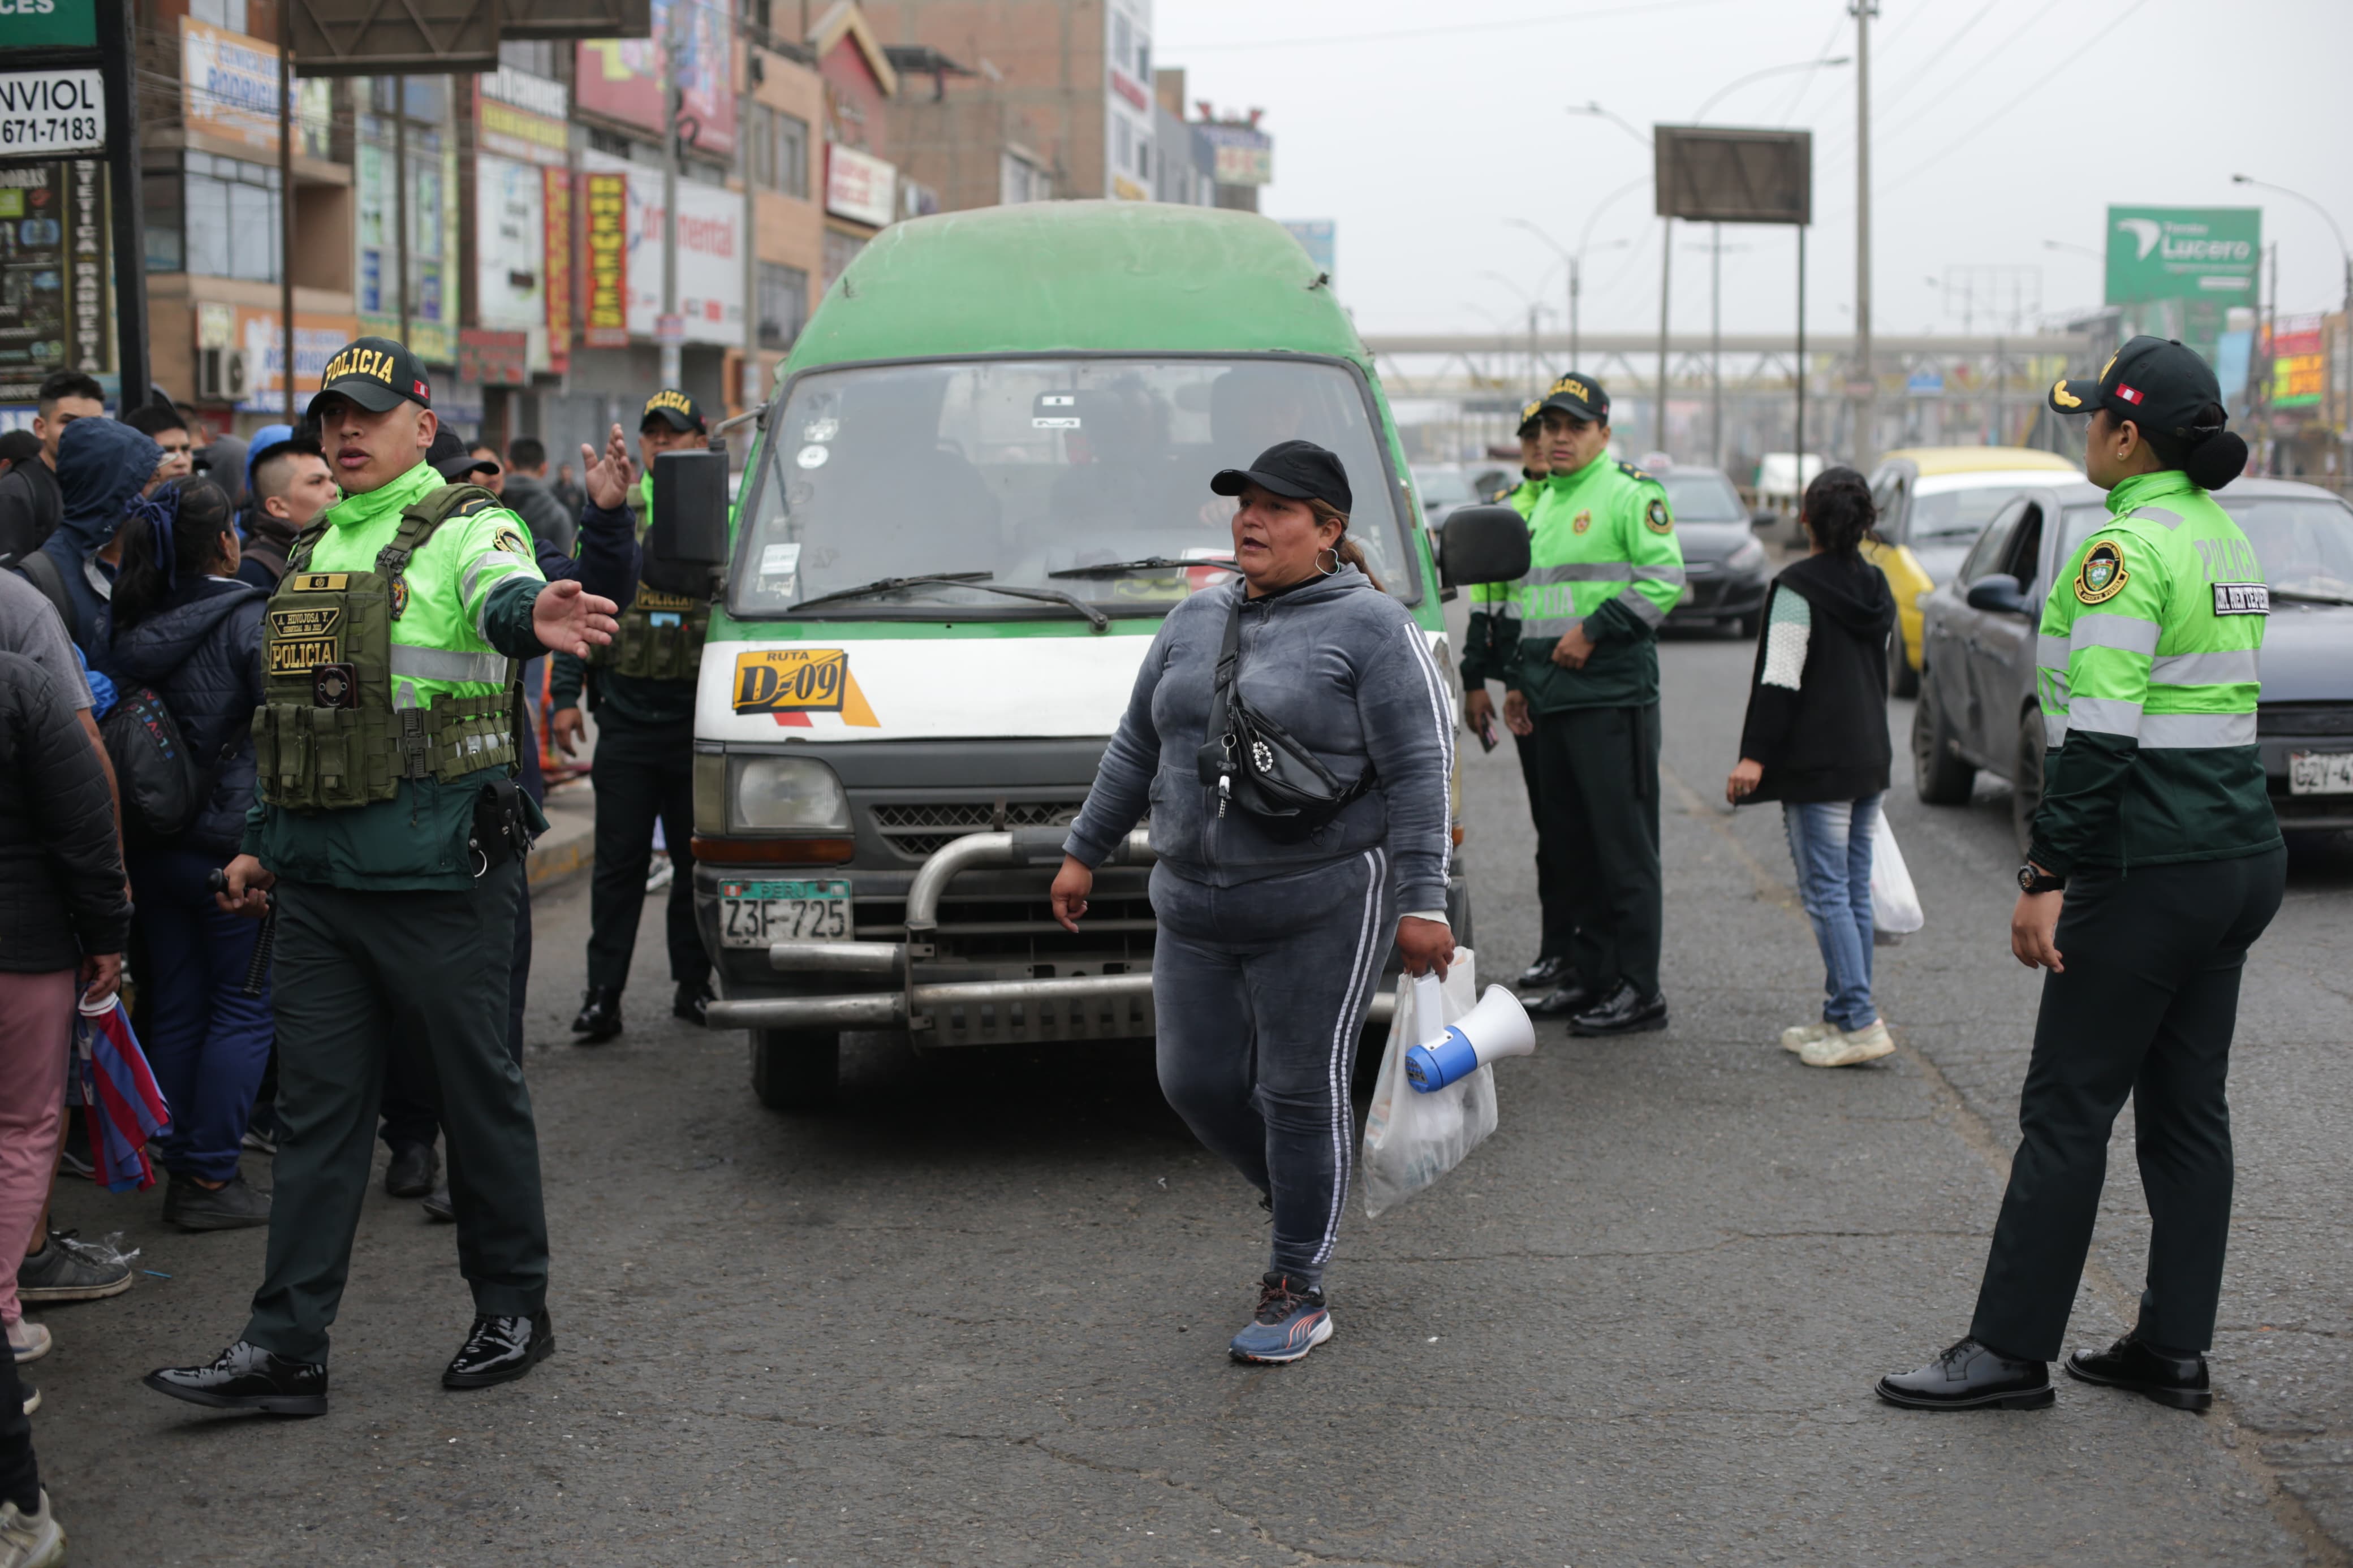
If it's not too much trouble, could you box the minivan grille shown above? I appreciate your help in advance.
[869,800,1088,857]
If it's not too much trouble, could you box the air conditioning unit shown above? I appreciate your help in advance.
[195,348,249,403]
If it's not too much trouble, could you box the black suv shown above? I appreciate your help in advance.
[1911,476,2353,850]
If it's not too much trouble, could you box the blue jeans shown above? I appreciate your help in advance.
[1780,795,1881,1031]
[128,846,275,1182]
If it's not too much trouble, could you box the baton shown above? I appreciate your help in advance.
[206,869,278,998]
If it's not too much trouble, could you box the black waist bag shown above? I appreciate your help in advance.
[1194,591,1371,843]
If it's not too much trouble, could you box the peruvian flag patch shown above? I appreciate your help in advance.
[2115,383,2144,405]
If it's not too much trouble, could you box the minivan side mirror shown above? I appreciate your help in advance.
[1437,505,1532,588]
[645,449,730,595]
[1964,572,2031,616]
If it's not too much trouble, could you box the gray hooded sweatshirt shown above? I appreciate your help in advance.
[1063,566,1456,915]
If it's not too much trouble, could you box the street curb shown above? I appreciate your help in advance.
[529,781,596,893]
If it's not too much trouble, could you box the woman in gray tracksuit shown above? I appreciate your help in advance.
[1052,439,1458,1366]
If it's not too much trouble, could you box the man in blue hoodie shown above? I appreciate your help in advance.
[35,417,164,658]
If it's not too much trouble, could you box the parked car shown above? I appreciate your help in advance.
[1911,474,2353,850]
[1865,446,2082,697]
[1409,464,1480,533]
[1657,464,1770,636]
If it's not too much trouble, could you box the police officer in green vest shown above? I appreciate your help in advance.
[143,337,619,1414]
[551,389,714,1040]
[1493,374,1684,1036]
[1462,399,1576,995]
[1880,337,2282,1414]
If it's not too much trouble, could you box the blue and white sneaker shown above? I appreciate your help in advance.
[1229,1274,1332,1364]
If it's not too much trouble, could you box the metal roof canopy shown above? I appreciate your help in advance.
[290,0,649,74]
[1653,127,1811,226]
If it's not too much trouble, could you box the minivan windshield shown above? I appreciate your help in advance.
[732,357,1413,617]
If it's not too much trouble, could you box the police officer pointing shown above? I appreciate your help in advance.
[144,337,619,1413]
[1496,374,1685,1035]
[1880,337,2281,1413]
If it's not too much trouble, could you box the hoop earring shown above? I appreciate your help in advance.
[1315,546,1341,576]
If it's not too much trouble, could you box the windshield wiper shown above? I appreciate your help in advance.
[2270,586,2353,606]
[787,571,1110,632]
[1048,555,1240,578]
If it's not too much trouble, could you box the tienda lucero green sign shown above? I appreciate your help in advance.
[2105,207,2260,304]
[0,0,96,50]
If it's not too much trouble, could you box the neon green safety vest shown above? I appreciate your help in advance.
[1501,456,1685,711]
[2030,467,2278,872]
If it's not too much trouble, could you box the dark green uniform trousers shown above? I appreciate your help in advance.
[1512,729,1575,964]
[1971,847,2285,1362]
[243,861,549,1363]
[1531,702,1664,997]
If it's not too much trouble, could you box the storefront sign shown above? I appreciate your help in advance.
[583,152,742,344]
[475,154,545,337]
[182,16,282,153]
[0,162,67,402]
[476,67,569,168]
[583,168,629,347]
[542,165,571,373]
[2270,314,2326,409]
[0,0,96,50]
[64,158,102,375]
[1200,123,1271,187]
[575,0,734,154]
[2106,206,2259,364]
[825,143,894,228]
[458,327,528,387]
[1107,67,1148,113]
[0,70,103,156]
[231,306,357,411]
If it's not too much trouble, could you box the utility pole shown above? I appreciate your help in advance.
[394,79,410,343]
[278,9,296,420]
[1569,255,1580,370]
[1795,224,1807,489]
[95,0,148,410]
[1527,301,1540,394]
[740,35,760,427]
[661,0,686,391]
[1851,0,1876,470]
[1711,222,1723,466]
[1656,216,1673,455]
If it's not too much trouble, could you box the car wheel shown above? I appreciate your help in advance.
[1912,675,1976,805]
[1887,625,1920,697]
[2012,705,2046,857]
[752,1028,839,1112]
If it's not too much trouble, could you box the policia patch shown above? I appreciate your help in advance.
[2075,540,2128,604]
[1644,496,1673,534]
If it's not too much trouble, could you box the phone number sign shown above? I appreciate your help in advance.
[0,70,104,155]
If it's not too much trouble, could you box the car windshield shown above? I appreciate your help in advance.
[1412,467,1474,507]
[731,357,1412,617]
[1660,470,1745,522]
[1912,485,2032,542]
[2056,494,2353,599]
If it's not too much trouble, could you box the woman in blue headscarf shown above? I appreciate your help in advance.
[106,478,274,1233]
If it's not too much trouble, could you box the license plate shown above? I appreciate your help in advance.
[717,879,852,947]
[2289,750,2353,796]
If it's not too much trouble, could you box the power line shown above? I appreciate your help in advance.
[1885,0,2153,185]
[1164,0,1741,53]
[1775,7,1852,125]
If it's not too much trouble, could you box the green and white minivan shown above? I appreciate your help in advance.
[694,201,1473,1109]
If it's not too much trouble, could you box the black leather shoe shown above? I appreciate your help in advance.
[421,1185,455,1224]
[384,1142,438,1199]
[673,979,713,1026]
[2065,1332,2211,1411]
[1567,982,1670,1036]
[1518,955,1572,990]
[144,1341,327,1416]
[443,1311,555,1390]
[163,1171,272,1231]
[1529,982,1601,1018]
[1877,1337,2053,1410]
[571,987,623,1043]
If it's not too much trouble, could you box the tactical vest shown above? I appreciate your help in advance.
[251,484,522,809]
[589,578,709,681]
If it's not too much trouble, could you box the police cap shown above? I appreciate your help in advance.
[310,336,431,419]
[1516,400,1544,438]
[2048,335,2223,437]
[641,389,706,434]
[427,427,501,483]
[1537,372,1609,425]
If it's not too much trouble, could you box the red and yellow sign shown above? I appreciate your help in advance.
[583,170,629,348]
[731,648,879,728]
[543,166,572,372]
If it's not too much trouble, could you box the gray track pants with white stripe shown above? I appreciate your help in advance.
[1149,850,1393,1293]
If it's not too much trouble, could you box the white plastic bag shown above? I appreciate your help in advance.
[1871,813,1925,943]
[1360,949,1499,1219]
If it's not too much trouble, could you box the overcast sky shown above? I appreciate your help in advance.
[1162,0,2353,347]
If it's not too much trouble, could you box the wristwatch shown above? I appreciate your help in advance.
[2016,865,2066,895]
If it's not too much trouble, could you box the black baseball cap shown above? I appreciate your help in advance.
[428,427,499,482]
[309,335,432,418]
[1537,372,1609,424]
[641,389,705,433]
[2048,335,2225,435]
[1515,399,1544,438]
[1210,439,1353,514]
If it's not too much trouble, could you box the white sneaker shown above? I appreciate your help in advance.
[1780,1021,1838,1054]
[1802,1019,1895,1068]
[644,852,674,893]
[6,1319,47,1365]
[0,1488,66,1568]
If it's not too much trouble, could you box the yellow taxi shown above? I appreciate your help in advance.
[1864,447,2080,695]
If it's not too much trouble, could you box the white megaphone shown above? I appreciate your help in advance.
[1403,977,1537,1093]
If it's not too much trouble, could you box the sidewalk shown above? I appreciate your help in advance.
[528,779,596,891]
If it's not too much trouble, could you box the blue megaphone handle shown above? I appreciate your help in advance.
[1403,1026,1480,1094]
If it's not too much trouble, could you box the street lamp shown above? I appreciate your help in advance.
[2233,173,2353,470]
[1508,218,1628,372]
[1690,56,1849,123]
[2042,238,2104,261]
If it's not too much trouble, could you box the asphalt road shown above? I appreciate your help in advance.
[32,629,2353,1566]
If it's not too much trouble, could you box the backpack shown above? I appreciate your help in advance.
[100,683,209,841]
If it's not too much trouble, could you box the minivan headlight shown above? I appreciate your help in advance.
[729,755,851,832]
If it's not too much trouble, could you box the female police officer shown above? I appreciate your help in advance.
[1879,336,2282,1412]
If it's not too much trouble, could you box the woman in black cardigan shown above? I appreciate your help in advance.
[1726,468,1898,1067]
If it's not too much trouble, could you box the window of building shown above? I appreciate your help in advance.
[497,39,556,77]
[1112,11,1132,73]
[748,104,812,198]
[821,229,865,293]
[587,127,639,161]
[759,261,809,350]
[161,152,281,281]
[1001,152,1047,205]
[1114,116,1131,175]
[188,0,248,35]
